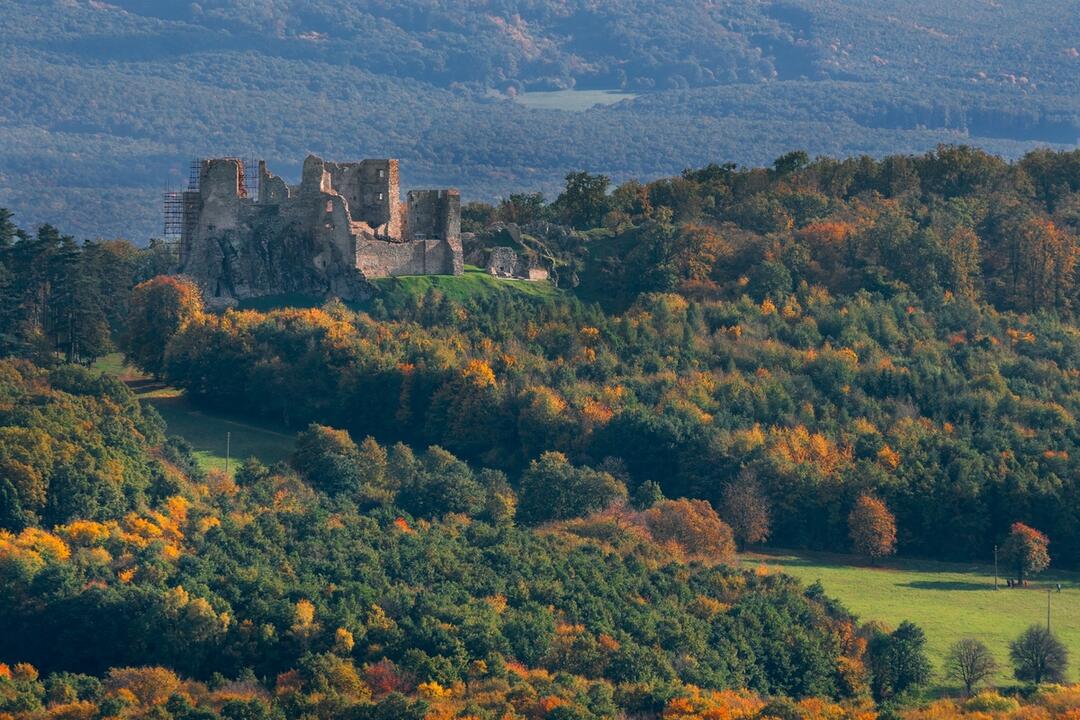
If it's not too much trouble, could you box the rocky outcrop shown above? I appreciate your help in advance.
[484,246,548,281]
[468,222,552,282]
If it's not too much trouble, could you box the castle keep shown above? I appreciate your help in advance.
[175,155,462,305]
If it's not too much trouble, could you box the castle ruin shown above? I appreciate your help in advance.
[175,155,462,305]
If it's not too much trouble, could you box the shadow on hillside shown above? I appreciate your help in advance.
[900,580,988,591]
[126,378,164,394]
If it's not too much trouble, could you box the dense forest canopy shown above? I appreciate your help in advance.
[4,146,1080,563]
[1,0,1078,238]
[0,360,873,719]
[141,147,1080,568]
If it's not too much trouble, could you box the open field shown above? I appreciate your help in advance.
[94,355,295,472]
[147,389,295,472]
[745,550,1080,688]
[512,89,639,111]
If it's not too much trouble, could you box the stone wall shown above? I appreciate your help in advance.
[258,161,291,203]
[356,238,462,277]
[325,159,401,238]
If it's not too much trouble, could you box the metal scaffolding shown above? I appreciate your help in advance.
[188,158,202,191]
[163,190,184,242]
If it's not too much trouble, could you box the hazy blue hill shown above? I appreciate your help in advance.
[1,0,1077,240]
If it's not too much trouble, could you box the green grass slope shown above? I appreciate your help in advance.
[147,390,295,473]
[367,266,560,304]
[236,268,561,314]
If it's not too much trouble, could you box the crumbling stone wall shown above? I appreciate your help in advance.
[258,161,291,203]
[356,237,463,277]
[406,189,461,242]
[177,155,463,307]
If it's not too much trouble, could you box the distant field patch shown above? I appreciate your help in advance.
[512,89,638,111]
[744,550,1080,688]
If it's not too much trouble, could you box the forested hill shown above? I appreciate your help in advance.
[1,0,1079,240]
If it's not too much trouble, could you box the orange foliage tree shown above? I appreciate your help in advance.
[848,494,896,563]
[1000,522,1050,584]
[122,275,203,378]
[643,498,736,562]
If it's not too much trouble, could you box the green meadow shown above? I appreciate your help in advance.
[95,355,295,472]
[745,550,1080,688]
[147,389,295,473]
[366,266,561,304]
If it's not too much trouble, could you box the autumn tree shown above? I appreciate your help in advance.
[624,217,730,294]
[944,638,998,696]
[991,215,1079,312]
[848,494,896,563]
[104,667,182,707]
[720,470,771,548]
[122,275,203,378]
[1001,522,1050,584]
[942,225,982,299]
[424,359,509,465]
[1009,625,1068,685]
[797,220,855,287]
[643,498,736,563]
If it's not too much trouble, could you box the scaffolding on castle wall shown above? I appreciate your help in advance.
[163,156,262,258]
[182,192,200,247]
[187,158,201,191]
[247,157,261,200]
[162,158,204,258]
[163,190,184,242]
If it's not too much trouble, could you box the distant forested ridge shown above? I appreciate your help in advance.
[1,0,1078,239]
